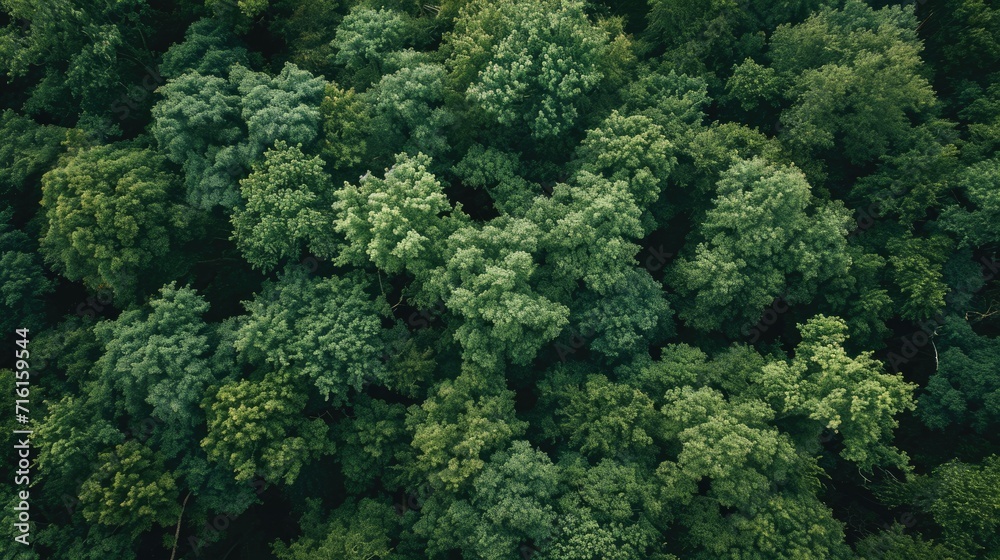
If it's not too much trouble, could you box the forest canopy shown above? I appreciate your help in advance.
[1,0,999,558]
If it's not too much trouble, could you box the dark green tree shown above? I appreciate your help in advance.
[39,141,197,303]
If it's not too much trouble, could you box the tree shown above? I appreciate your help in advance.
[573,110,677,214]
[885,232,953,322]
[941,158,1000,247]
[453,144,541,217]
[267,0,344,76]
[918,315,1000,434]
[917,0,1000,84]
[430,221,570,371]
[955,77,1000,163]
[656,384,853,559]
[334,152,465,277]
[528,172,645,296]
[406,369,527,492]
[368,60,456,162]
[77,441,181,535]
[202,371,332,485]
[159,18,251,80]
[417,440,560,560]
[540,370,662,464]
[569,268,673,362]
[33,394,125,513]
[883,456,1000,557]
[236,63,327,155]
[855,524,961,560]
[764,0,940,182]
[319,82,371,171]
[0,207,54,333]
[231,141,337,271]
[92,283,222,456]
[753,315,916,470]
[333,395,411,493]
[234,266,393,404]
[151,70,246,209]
[669,157,852,334]
[918,456,1000,556]
[0,0,180,125]
[207,0,270,19]
[447,0,614,140]
[272,498,400,560]
[0,110,64,197]
[646,0,755,85]
[39,141,197,303]
[331,6,412,89]
[538,456,666,560]
[152,62,326,209]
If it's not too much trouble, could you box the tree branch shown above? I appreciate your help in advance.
[169,491,192,560]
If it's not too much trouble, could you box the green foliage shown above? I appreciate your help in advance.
[0,207,53,332]
[39,142,196,303]
[855,524,960,560]
[320,82,371,170]
[570,268,673,361]
[919,0,1000,83]
[334,152,463,276]
[755,315,916,470]
[152,62,326,209]
[92,283,221,455]
[150,70,245,209]
[670,157,852,334]
[886,233,953,322]
[0,0,173,122]
[435,222,570,370]
[234,266,392,403]
[331,6,412,88]
[449,0,613,140]
[419,440,560,560]
[268,0,343,75]
[9,1,999,558]
[0,110,64,196]
[206,0,270,18]
[333,395,411,493]
[655,383,853,559]
[452,144,540,216]
[885,456,1000,557]
[160,18,251,79]
[528,172,645,296]
[273,498,399,560]
[918,315,1000,434]
[941,157,1000,247]
[231,141,337,270]
[545,371,662,462]
[406,370,527,492]
[538,457,665,560]
[202,371,332,485]
[920,456,1000,555]
[369,61,455,161]
[573,110,676,209]
[767,0,939,181]
[78,440,181,533]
